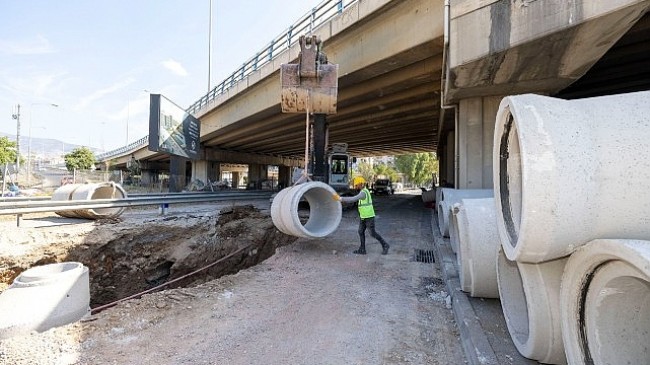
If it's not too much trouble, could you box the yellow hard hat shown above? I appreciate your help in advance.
[352,177,366,187]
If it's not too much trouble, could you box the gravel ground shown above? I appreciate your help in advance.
[0,191,465,364]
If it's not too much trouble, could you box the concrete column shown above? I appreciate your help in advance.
[247,163,268,189]
[278,165,292,189]
[192,161,221,183]
[140,170,156,186]
[169,156,188,192]
[232,171,241,189]
[456,96,502,189]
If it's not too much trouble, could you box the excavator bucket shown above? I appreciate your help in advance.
[281,35,338,114]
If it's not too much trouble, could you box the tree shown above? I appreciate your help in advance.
[394,152,438,187]
[64,147,96,171]
[355,160,375,185]
[373,163,399,182]
[0,137,19,165]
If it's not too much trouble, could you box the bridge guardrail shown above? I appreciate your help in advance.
[97,0,355,163]
[2,191,274,227]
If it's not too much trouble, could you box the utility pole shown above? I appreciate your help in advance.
[208,0,213,94]
[11,104,21,171]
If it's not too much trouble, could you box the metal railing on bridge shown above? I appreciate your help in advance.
[96,0,355,163]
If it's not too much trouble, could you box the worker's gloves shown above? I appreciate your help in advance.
[332,193,341,201]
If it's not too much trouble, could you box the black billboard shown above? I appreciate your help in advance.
[148,94,200,159]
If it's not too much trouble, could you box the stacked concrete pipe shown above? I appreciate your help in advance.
[0,262,90,340]
[494,91,650,263]
[271,181,342,238]
[493,91,650,364]
[52,182,128,219]
[455,198,499,298]
[437,188,493,244]
[560,239,650,365]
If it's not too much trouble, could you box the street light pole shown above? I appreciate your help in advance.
[11,104,21,171]
[28,103,58,186]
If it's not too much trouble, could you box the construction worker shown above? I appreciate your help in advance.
[333,180,390,255]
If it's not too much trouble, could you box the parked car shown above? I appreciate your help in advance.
[372,179,394,195]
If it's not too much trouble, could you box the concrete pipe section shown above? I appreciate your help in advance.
[437,188,493,240]
[271,181,342,238]
[493,91,650,263]
[496,247,567,364]
[0,262,90,340]
[52,182,128,219]
[456,198,499,298]
[560,239,650,365]
[448,203,463,262]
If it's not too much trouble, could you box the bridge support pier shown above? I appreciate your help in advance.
[247,163,268,189]
[454,96,504,189]
[191,160,220,185]
[169,156,188,192]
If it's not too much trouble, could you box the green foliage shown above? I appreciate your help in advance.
[0,137,18,165]
[64,147,96,171]
[355,161,375,184]
[373,164,399,182]
[394,152,438,187]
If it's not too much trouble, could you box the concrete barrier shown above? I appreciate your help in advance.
[52,182,128,219]
[0,262,90,340]
[496,247,567,364]
[560,239,650,365]
[270,181,342,238]
[456,198,499,298]
[493,91,650,263]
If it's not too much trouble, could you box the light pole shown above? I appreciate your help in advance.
[11,104,21,171]
[28,103,58,186]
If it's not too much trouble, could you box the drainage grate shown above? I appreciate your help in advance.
[414,249,436,263]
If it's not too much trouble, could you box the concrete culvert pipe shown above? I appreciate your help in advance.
[270,181,342,238]
[52,182,127,219]
[437,188,493,239]
[0,262,90,340]
[456,198,499,298]
[560,239,650,365]
[496,247,567,364]
[493,91,650,263]
[448,203,463,258]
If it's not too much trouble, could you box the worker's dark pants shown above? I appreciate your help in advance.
[358,217,389,250]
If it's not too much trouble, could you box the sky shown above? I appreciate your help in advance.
[0,0,325,152]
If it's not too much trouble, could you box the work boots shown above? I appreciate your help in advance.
[353,246,367,255]
[381,243,390,255]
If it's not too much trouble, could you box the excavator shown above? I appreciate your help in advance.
[281,35,355,196]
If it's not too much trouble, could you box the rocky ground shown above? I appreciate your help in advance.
[0,192,465,364]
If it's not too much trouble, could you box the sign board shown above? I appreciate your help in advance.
[148,94,200,159]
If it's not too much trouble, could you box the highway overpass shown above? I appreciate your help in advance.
[96,0,650,190]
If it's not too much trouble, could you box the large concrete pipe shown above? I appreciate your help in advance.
[448,203,463,257]
[456,198,499,298]
[493,91,650,263]
[496,247,567,364]
[270,181,342,238]
[560,239,650,365]
[52,182,128,219]
[421,189,436,204]
[0,262,90,340]
[437,188,493,239]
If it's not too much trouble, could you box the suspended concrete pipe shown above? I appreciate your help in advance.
[52,182,128,220]
[456,198,499,298]
[0,262,90,340]
[271,181,342,238]
[496,247,567,364]
[437,188,493,241]
[493,91,650,263]
[560,239,650,365]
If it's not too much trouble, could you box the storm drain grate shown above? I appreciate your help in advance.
[414,249,436,263]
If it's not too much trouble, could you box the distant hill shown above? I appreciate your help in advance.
[0,132,102,158]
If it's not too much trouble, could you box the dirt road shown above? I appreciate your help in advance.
[0,192,464,364]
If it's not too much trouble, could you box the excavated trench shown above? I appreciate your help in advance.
[0,205,297,309]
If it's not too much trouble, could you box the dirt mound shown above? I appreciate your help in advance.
[0,205,297,308]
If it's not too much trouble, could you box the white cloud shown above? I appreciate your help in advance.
[162,59,188,76]
[0,35,56,55]
[75,78,135,111]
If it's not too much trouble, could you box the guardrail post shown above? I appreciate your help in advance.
[16,213,22,227]
[338,0,343,13]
